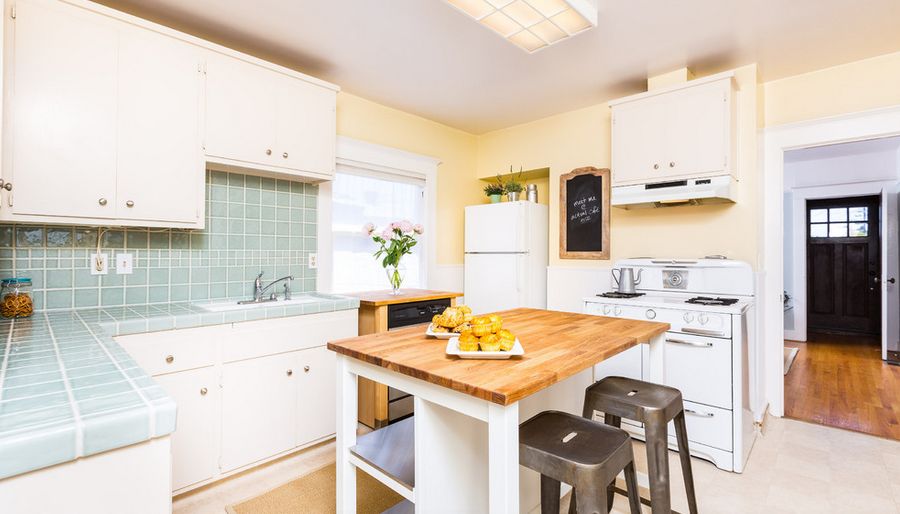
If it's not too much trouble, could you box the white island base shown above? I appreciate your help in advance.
[336,332,666,513]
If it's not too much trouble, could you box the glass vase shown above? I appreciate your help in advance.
[385,264,407,295]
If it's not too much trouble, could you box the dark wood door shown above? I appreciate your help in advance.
[807,196,881,335]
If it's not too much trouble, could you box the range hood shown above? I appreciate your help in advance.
[612,175,737,209]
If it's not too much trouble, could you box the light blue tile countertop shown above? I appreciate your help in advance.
[0,293,359,480]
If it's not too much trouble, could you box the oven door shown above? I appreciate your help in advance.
[663,332,732,409]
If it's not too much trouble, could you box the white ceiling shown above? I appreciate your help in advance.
[785,136,900,163]
[100,0,900,134]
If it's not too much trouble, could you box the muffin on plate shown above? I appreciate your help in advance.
[488,314,503,333]
[471,316,493,337]
[497,329,516,351]
[458,331,480,352]
[479,333,502,352]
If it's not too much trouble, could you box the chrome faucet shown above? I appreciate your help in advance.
[239,272,294,304]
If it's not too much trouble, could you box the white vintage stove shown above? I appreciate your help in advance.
[583,257,760,473]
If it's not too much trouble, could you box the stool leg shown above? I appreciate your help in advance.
[674,411,698,514]
[644,415,672,513]
[603,414,622,512]
[574,485,608,514]
[541,474,561,514]
[568,488,577,514]
[624,461,642,514]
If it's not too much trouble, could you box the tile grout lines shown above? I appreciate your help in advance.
[0,321,11,402]
[44,312,85,457]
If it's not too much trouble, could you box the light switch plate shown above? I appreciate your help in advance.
[308,253,317,269]
[116,253,133,275]
[90,253,109,275]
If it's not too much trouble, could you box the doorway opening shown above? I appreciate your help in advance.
[781,136,900,439]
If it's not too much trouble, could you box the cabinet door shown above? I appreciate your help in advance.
[296,347,336,445]
[663,80,730,180]
[611,98,666,186]
[10,0,118,218]
[205,54,278,166]
[154,367,218,491]
[276,77,336,177]
[117,26,204,224]
[220,352,298,472]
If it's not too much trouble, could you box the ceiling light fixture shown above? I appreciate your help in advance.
[445,0,597,53]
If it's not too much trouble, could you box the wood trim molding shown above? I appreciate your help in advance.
[559,166,611,260]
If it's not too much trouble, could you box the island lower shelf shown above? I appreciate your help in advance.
[350,417,415,502]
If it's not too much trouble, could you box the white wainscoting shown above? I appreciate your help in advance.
[546,266,611,313]
[431,264,465,303]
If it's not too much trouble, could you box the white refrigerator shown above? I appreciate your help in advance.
[464,201,549,314]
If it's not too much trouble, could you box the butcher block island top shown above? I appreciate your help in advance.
[327,308,669,406]
[347,289,463,306]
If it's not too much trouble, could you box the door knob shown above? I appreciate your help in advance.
[653,164,659,170]
[165,355,174,363]
[266,149,272,155]
[200,387,208,396]
[126,200,134,208]
[286,369,293,376]
[669,162,676,168]
[889,278,897,284]
[283,152,289,159]
[98,198,108,206]
[303,366,310,372]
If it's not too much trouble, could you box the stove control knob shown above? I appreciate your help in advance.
[646,309,656,320]
[602,305,611,315]
[683,312,694,323]
[614,306,622,316]
[699,313,709,325]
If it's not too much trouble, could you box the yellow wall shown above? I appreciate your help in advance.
[764,50,900,127]
[335,93,481,265]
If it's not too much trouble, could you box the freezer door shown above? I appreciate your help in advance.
[464,253,526,314]
[465,202,528,253]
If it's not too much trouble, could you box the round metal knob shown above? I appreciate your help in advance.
[602,305,611,315]
[98,198,108,206]
[282,152,289,159]
[266,149,272,155]
[698,313,709,325]
[613,306,622,316]
[653,164,659,170]
[646,309,656,320]
[200,387,208,396]
[0,181,11,191]
[303,366,310,372]
[683,312,694,323]
[126,200,134,208]
[889,278,897,284]
[286,369,293,376]
[669,162,675,168]
[165,355,174,364]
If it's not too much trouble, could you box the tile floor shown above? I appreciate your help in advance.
[175,416,900,514]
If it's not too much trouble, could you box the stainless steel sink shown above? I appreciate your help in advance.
[195,295,320,312]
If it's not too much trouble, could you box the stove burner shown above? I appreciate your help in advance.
[686,296,739,306]
[597,292,646,299]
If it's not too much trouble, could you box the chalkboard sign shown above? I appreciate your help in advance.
[560,167,610,259]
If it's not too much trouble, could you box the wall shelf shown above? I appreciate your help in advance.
[478,167,550,183]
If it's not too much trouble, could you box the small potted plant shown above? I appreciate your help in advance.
[483,182,505,204]
[505,166,525,202]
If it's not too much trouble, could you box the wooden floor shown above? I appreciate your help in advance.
[785,333,900,440]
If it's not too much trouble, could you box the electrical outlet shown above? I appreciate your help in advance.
[116,253,133,274]
[308,253,317,269]
[90,253,109,275]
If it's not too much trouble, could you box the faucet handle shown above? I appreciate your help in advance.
[257,271,265,279]
[284,281,292,300]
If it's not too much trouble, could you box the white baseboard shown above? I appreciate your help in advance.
[547,266,611,313]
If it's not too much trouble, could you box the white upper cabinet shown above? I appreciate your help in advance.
[116,25,204,224]
[9,0,119,219]
[611,74,735,186]
[205,53,337,180]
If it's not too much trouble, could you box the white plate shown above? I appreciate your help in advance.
[446,337,524,360]
[425,323,456,339]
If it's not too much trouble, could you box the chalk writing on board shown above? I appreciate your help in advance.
[569,195,600,225]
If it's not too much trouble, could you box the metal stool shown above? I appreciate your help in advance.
[519,410,641,514]
[583,376,698,514]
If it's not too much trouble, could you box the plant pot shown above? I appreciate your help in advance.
[489,194,502,204]
[507,191,521,202]
[385,264,407,295]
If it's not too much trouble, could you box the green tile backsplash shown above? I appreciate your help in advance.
[0,171,318,311]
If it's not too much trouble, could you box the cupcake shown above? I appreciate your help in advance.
[458,331,480,352]
[488,314,503,333]
[471,316,493,337]
[479,333,502,352]
[497,329,516,351]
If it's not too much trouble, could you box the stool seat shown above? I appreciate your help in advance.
[585,376,683,423]
[519,411,641,514]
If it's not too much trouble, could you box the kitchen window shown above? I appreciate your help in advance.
[331,166,426,293]
[808,206,869,238]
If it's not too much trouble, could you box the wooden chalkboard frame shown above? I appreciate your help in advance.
[559,166,610,260]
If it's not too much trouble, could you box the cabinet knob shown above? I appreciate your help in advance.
[200,387,208,396]
[286,369,293,376]
[165,355,174,364]
[266,149,272,155]
[0,180,11,191]
[669,162,676,168]
[98,198,108,206]
[283,152,289,159]
[126,200,134,208]
[653,164,659,170]
[303,366,310,372]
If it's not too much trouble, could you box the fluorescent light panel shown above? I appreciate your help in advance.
[446,0,597,53]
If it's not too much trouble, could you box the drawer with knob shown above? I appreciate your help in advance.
[667,400,733,452]
[115,325,226,376]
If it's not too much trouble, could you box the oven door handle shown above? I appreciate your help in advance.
[666,338,713,348]
[684,408,714,418]
[681,327,726,337]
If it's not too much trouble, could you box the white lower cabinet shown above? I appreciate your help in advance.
[220,351,299,472]
[116,309,357,494]
[153,367,218,490]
